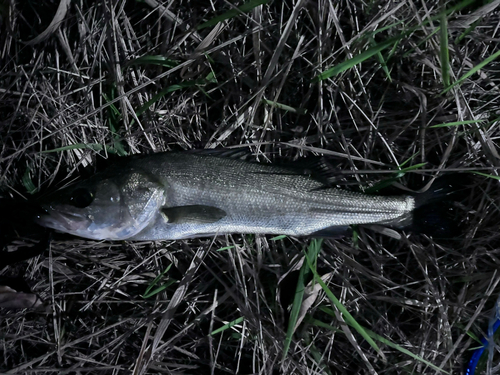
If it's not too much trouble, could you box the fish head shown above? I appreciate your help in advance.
[37,171,165,240]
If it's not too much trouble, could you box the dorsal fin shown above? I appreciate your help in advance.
[189,147,254,161]
[254,156,344,187]
[191,149,344,187]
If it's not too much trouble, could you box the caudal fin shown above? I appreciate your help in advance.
[411,174,471,237]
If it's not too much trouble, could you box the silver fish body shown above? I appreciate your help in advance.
[37,151,415,240]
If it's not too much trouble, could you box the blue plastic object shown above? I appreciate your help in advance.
[465,295,500,375]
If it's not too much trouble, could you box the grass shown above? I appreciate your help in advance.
[2,0,500,374]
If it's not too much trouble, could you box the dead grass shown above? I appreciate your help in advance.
[2,0,500,374]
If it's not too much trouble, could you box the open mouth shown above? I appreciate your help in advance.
[36,208,87,232]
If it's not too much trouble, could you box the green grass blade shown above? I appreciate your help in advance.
[22,168,37,194]
[216,245,236,251]
[262,99,307,114]
[102,91,128,156]
[398,153,419,168]
[136,75,215,118]
[125,55,178,68]
[262,99,307,115]
[282,253,307,359]
[137,85,183,117]
[429,119,486,128]
[369,36,392,82]
[455,20,480,44]
[352,226,359,249]
[463,328,481,344]
[210,316,245,336]
[270,235,287,241]
[402,27,440,58]
[395,162,427,176]
[441,48,500,95]
[313,36,401,82]
[400,0,475,58]
[369,20,406,36]
[439,10,450,89]
[364,161,426,193]
[142,264,173,299]
[314,0,476,83]
[305,254,385,359]
[102,92,121,118]
[142,281,176,299]
[311,313,449,374]
[470,171,500,180]
[282,239,323,359]
[364,330,448,373]
[302,331,334,375]
[374,49,391,82]
[197,0,268,30]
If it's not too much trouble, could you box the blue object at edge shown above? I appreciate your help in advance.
[465,318,500,375]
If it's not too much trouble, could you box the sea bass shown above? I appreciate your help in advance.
[36,150,451,241]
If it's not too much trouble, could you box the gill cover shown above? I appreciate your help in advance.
[38,171,165,240]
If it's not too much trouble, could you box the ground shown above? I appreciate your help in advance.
[1,0,500,374]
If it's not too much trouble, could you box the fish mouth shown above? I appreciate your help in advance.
[36,208,89,232]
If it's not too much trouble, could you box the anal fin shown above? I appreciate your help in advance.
[309,225,351,238]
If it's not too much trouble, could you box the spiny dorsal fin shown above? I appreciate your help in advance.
[162,205,226,224]
[288,157,343,186]
[189,147,254,161]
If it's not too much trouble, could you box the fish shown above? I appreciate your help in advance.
[35,150,462,241]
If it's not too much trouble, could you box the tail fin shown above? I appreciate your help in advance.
[411,174,471,237]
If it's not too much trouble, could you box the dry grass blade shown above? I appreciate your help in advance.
[439,9,450,89]
[295,272,333,331]
[133,247,208,374]
[23,0,70,45]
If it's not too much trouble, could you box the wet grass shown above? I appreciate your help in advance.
[2,0,500,374]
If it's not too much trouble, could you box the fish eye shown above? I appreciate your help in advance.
[69,188,94,208]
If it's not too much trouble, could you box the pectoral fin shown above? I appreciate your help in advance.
[162,205,226,224]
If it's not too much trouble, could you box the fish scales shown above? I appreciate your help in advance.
[134,153,413,239]
[37,151,415,241]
